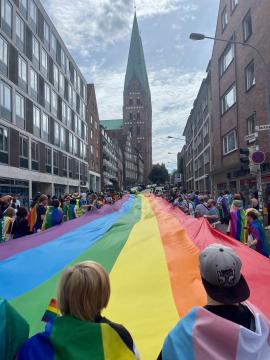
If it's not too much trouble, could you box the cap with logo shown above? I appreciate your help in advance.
[200,244,250,305]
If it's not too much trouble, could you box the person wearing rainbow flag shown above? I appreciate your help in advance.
[159,244,270,359]
[42,199,64,231]
[246,209,270,258]
[228,197,246,242]
[17,261,139,359]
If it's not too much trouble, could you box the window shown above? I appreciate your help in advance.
[221,84,236,115]
[20,135,28,158]
[16,15,24,48]
[243,11,252,42]
[30,68,38,96]
[0,81,11,121]
[247,114,256,135]
[41,49,48,73]
[129,113,133,121]
[53,64,59,89]
[204,148,210,164]
[0,125,8,163]
[31,141,39,171]
[1,0,12,36]
[0,36,8,74]
[51,91,57,115]
[129,98,133,106]
[137,112,140,120]
[53,150,59,174]
[59,72,64,94]
[203,121,209,137]
[61,49,65,69]
[31,141,38,162]
[33,106,40,137]
[15,93,25,129]
[19,0,27,17]
[223,130,237,155]
[29,0,37,26]
[32,36,39,62]
[78,119,81,137]
[54,122,60,146]
[51,33,56,53]
[231,0,238,12]
[66,106,71,128]
[220,42,234,76]
[245,60,255,91]
[72,90,76,108]
[20,135,28,168]
[68,83,72,103]
[73,135,78,155]
[62,101,66,123]
[44,82,50,106]
[74,114,78,133]
[69,132,73,153]
[44,21,50,44]
[42,113,49,140]
[60,126,65,150]
[79,141,83,158]
[18,56,27,84]
[137,98,141,106]
[221,7,228,31]
[45,147,51,166]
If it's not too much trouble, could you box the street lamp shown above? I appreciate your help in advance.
[190,32,269,211]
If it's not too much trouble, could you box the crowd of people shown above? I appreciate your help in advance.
[158,189,270,258]
[0,191,123,243]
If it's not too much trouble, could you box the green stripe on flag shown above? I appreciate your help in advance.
[10,197,142,335]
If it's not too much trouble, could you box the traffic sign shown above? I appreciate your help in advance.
[251,151,266,165]
[255,124,270,131]
[244,132,258,142]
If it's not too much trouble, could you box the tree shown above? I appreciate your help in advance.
[148,163,169,184]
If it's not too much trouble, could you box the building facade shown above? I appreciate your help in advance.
[100,119,143,189]
[123,13,152,183]
[87,84,101,192]
[183,65,212,193]
[0,0,88,204]
[210,0,270,198]
[100,125,122,190]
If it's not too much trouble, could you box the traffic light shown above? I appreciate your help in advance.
[240,148,250,172]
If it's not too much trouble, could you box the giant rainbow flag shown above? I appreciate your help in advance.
[0,194,270,359]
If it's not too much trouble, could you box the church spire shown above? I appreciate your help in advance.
[124,13,150,93]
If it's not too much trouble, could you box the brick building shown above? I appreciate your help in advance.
[0,0,88,204]
[87,84,101,192]
[183,65,212,192]
[123,13,152,183]
[210,0,270,198]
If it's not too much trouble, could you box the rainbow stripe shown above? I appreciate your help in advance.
[0,195,270,359]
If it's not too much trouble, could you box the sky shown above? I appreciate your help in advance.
[42,0,220,172]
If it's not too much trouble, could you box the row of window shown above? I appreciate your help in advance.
[0,123,87,177]
[220,60,255,115]
[1,0,86,101]
[0,34,86,124]
[0,78,87,144]
[128,98,141,106]
[221,3,252,45]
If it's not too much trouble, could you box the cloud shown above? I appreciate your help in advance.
[82,64,205,170]
[43,0,197,54]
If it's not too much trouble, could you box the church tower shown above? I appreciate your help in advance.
[123,13,152,183]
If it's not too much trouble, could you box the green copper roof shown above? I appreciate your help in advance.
[100,119,123,130]
[124,14,150,92]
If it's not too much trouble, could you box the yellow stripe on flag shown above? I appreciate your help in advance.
[101,323,136,360]
[105,196,179,360]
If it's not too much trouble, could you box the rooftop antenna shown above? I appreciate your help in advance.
[134,0,136,13]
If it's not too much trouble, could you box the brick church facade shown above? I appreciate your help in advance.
[123,13,152,183]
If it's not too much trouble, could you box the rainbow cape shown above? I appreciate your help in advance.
[18,316,137,360]
[42,206,63,230]
[230,209,246,242]
[0,195,270,359]
[28,206,37,233]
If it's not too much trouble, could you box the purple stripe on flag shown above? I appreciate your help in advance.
[0,195,129,260]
